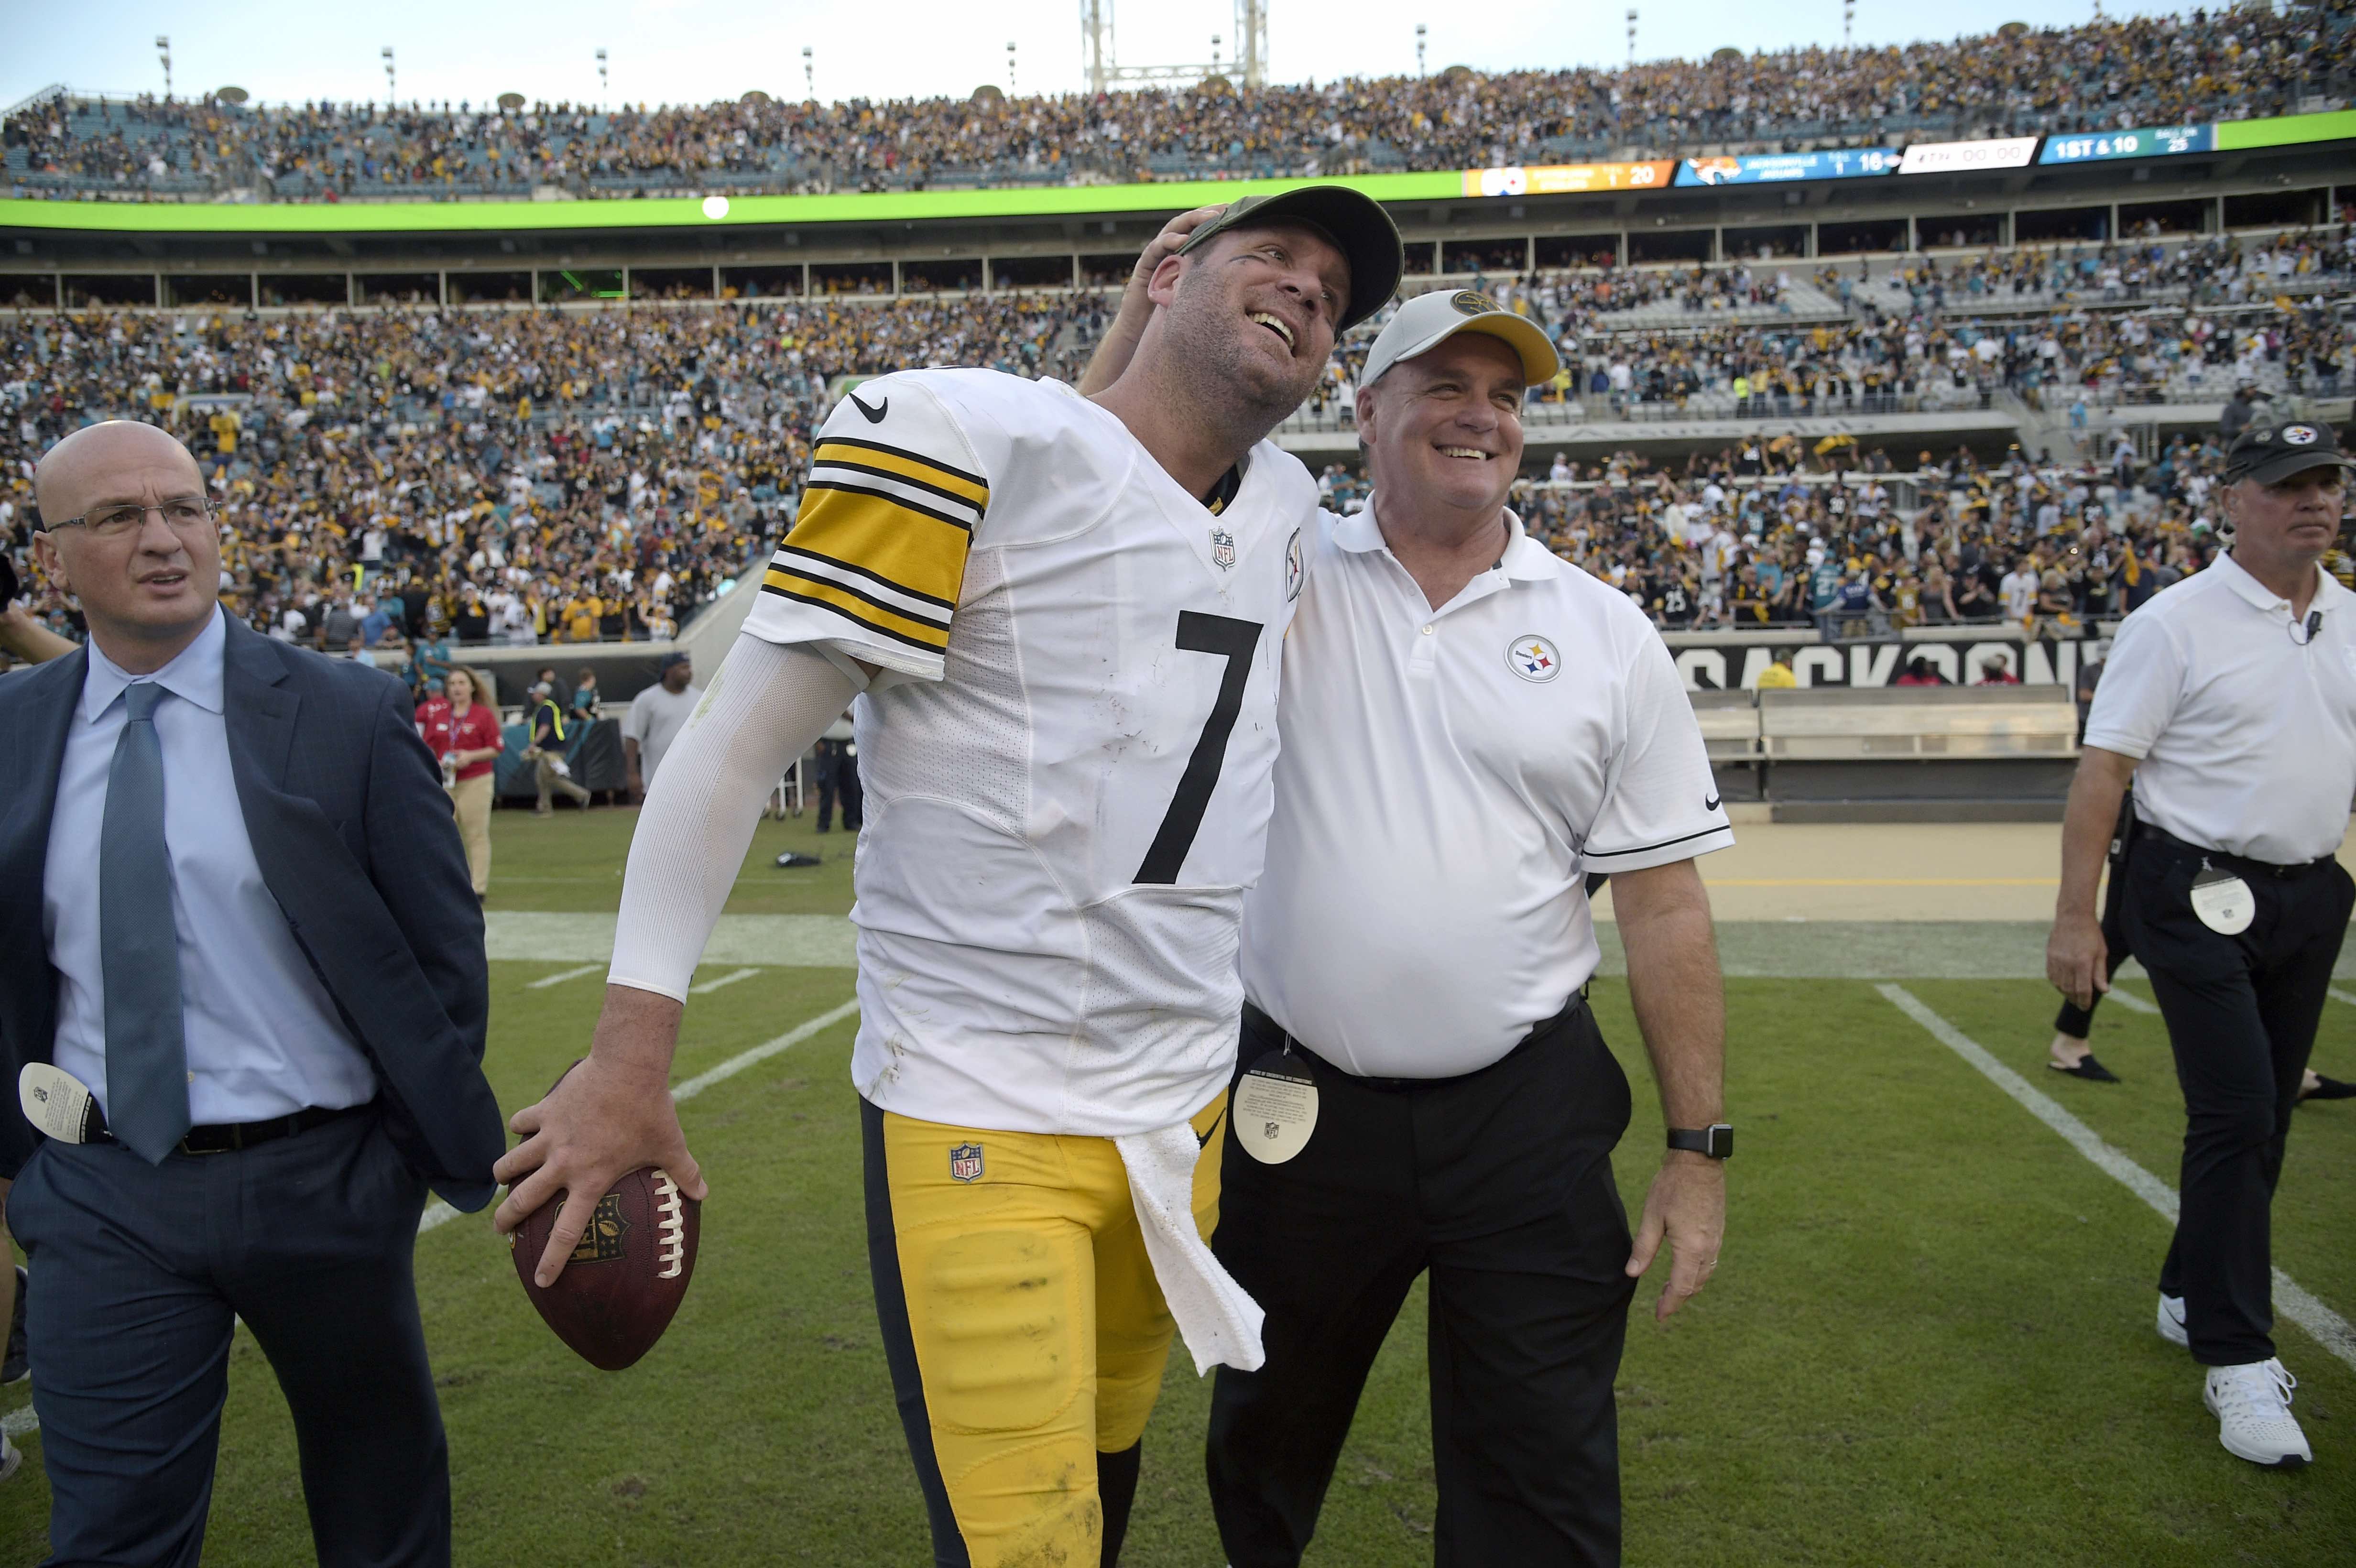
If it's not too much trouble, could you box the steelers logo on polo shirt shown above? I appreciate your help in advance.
[1507,634,1562,682]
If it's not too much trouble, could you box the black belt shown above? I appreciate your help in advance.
[2131,822,2335,881]
[85,1101,367,1156]
[1241,993,1587,1092]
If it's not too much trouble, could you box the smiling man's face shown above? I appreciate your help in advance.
[1357,333,1527,519]
[1157,220,1349,425]
[33,420,222,661]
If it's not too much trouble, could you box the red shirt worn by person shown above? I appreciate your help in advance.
[424,702,505,781]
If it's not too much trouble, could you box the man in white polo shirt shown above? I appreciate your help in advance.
[2047,417,2356,1469]
[1214,292,1734,1566]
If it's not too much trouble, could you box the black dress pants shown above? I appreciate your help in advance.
[5,1106,451,1568]
[1207,999,1636,1568]
[2120,833,2354,1366]
[816,751,862,832]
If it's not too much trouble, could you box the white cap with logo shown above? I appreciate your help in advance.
[1358,288,1562,390]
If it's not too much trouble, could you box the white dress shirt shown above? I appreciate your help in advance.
[1241,504,1734,1079]
[2083,551,2356,865]
[43,608,378,1124]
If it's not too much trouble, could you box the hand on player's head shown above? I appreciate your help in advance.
[1148,221,1347,418]
[1130,206,1223,298]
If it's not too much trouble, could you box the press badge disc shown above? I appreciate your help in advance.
[1233,1052,1319,1165]
[2190,867,2256,936]
[18,1063,98,1144]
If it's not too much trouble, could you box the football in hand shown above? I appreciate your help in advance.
[512,1163,700,1370]
[509,1061,703,1369]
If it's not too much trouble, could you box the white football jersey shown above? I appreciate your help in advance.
[743,370,1314,1136]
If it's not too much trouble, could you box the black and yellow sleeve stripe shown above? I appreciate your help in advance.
[761,436,989,654]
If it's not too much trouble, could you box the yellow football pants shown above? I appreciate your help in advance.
[862,1093,1226,1568]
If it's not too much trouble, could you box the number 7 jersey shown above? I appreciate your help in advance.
[744,369,1313,1137]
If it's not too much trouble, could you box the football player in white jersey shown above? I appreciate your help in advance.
[493,187,1402,1567]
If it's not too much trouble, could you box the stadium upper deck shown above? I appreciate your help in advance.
[5,8,2352,201]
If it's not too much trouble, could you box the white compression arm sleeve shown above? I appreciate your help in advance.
[606,633,861,1001]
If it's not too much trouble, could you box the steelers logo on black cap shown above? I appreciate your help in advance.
[2283,424,2320,446]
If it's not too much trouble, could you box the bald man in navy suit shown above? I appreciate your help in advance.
[0,422,503,1566]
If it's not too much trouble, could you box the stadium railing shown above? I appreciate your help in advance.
[1696,683,2083,812]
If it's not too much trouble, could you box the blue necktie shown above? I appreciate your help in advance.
[100,682,191,1164]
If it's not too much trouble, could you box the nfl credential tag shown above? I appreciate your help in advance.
[1233,1051,1318,1165]
[19,1063,102,1144]
[2190,865,2256,936]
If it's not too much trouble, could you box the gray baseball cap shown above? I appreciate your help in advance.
[1359,288,1562,389]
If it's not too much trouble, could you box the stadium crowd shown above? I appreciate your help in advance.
[1286,242,2354,422]
[1488,430,2253,646]
[5,6,2350,198]
[1,293,1104,657]
[1859,229,2356,310]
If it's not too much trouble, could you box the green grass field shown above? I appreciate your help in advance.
[3,806,2353,1565]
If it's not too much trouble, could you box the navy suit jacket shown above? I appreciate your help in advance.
[0,619,505,1210]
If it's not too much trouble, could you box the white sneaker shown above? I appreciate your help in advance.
[2203,1359,2312,1467]
[0,1429,19,1484]
[2157,1293,2189,1349]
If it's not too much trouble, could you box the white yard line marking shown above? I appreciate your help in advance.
[2103,985,2160,1015]
[1877,983,2356,1374]
[418,997,861,1237]
[687,967,761,996]
[524,963,605,991]
[2,1407,35,1437]
[667,998,860,1099]
[2328,987,2356,1009]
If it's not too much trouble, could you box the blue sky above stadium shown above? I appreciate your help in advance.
[7,1,2175,114]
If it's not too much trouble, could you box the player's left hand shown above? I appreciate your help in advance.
[1626,1152,1725,1322]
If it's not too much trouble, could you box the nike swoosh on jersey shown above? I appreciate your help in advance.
[848,391,889,423]
[762,436,990,653]
[1705,793,1722,811]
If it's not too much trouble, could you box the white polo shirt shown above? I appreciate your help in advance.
[1241,503,1735,1079]
[2083,551,2356,864]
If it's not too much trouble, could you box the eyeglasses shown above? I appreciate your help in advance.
[44,496,216,539]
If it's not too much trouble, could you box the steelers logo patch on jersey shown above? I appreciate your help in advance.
[1508,634,1562,682]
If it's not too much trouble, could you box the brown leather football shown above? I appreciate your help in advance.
[511,1163,700,1371]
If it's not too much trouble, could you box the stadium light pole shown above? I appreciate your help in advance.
[597,48,609,109]
[382,47,396,108]
[1008,41,1018,95]
[1626,9,1637,67]
[803,46,815,100]
[155,36,171,101]
[1843,0,1855,53]
[1212,33,1223,76]
[1415,23,1427,76]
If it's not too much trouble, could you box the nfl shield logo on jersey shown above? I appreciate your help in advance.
[949,1143,985,1183]
[1211,527,1237,570]
[1285,528,1304,602]
[1507,634,1562,682]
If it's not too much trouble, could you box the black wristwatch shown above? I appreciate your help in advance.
[1668,1124,1734,1159]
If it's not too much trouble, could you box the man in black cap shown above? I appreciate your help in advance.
[2048,419,2356,1469]
[502,185,1402,1567]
